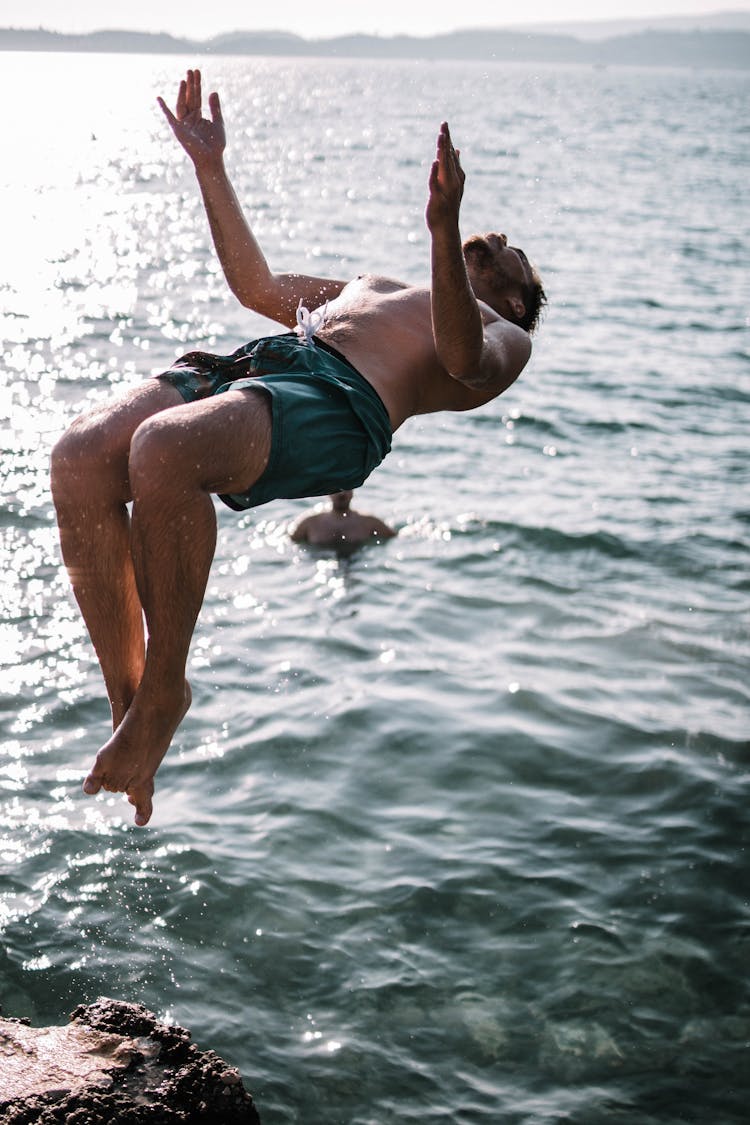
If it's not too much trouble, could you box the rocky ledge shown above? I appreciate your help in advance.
[0,997,261,1124]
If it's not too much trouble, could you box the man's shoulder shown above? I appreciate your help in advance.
[355,513,396,539]
[353,274,412,295]
[290,511,325,541]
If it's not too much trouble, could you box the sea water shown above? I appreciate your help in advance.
[1,51,748,1123]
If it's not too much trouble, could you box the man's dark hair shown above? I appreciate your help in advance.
[518,266,547,334]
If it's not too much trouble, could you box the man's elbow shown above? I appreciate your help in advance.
[455,349,530,394]
[233,277,290,323]
[445,341,485,385]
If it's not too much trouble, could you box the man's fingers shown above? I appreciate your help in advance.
[175,77,188,118]
[209,90,223,127]
[163,69,218,133]
[156,96,178,127]
[436,122,461,163]
[185,68,202,114]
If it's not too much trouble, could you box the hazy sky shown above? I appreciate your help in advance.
[4,1,745,39]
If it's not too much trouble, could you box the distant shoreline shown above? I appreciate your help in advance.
[0,25,749,69]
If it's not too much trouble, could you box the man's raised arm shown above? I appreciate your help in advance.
[425,122,530,395]
[158,70,346,327]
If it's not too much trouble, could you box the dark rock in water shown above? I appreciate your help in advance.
[0,997,261,1123]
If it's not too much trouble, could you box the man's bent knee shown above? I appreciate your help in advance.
[51,381,187,505]
[50,419,99,501]
[51,413,130,507]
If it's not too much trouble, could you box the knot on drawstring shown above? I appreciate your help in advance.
[295,299,328,346]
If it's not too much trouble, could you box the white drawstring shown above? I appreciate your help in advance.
[295,299,328,346]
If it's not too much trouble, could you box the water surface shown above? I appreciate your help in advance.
[1,52,748,1123]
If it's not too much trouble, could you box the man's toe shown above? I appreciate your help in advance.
[129,787,153,828]
[83,772,102,795]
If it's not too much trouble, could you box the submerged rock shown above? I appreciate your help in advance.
[0,997,261,1123]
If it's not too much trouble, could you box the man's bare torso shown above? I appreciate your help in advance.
[316,275,500,431]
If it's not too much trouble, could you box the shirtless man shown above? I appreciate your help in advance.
[291,490,396,551]
[50,69,545,827]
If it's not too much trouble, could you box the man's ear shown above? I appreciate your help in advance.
[499,295,526,323]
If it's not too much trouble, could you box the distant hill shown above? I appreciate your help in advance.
[513,9,750,40]
[0,24,748,69]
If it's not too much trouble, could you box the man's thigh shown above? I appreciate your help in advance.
[133,385,273,497]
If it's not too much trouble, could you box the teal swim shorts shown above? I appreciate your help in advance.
[156,333,392,510]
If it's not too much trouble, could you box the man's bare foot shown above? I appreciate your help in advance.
[83,681,192,826]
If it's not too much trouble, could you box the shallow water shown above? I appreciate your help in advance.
[1,52,749,1123]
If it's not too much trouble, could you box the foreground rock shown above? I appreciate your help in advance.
[0,997,261,1123]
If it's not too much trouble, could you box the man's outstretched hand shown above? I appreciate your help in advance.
[425,121,466,233]
[158,68,225,169]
